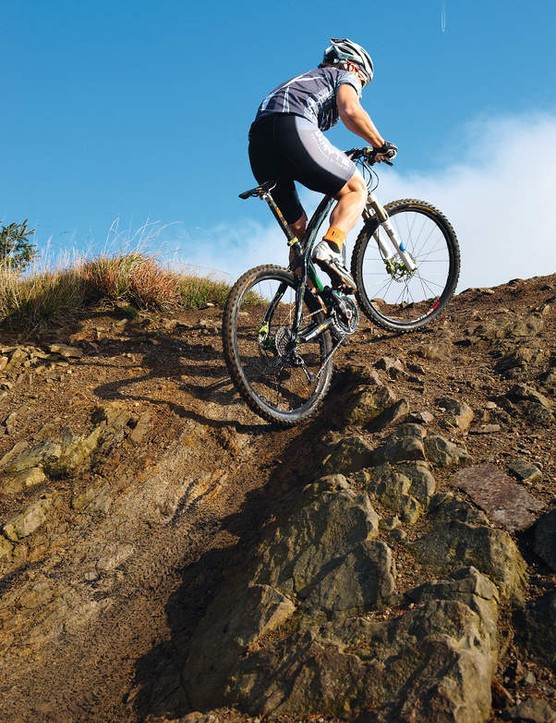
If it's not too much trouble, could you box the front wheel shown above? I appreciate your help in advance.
[222,265,334,427]
[351,199,460,332]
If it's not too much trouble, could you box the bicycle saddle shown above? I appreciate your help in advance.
[239,180,277,200]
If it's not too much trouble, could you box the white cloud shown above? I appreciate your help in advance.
[179,113,556,291]
[169,219,287,281]
[368,113,556,290]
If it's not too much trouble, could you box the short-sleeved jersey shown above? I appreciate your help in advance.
[254,66,362,132]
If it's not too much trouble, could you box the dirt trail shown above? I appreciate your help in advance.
[0,275,555,720]
[0,305,299,720]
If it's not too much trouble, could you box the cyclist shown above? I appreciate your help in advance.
[248,37,397,291]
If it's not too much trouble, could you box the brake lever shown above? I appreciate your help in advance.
[362,148,395,167]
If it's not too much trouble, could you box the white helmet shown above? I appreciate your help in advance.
[323,37,374,86]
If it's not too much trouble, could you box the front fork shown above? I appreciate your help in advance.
[364,193,417,274]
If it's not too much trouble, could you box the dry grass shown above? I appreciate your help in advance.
[81,254,181,310]
[0,254,233,328]
[177,274,231,309]
[0,264,89,328]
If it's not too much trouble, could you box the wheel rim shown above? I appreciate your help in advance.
[232,273,329,417]
[360,208,454,326]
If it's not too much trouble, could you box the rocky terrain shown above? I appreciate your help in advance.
[0,273,555,722]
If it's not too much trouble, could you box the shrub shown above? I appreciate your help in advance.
[0,220,37,272]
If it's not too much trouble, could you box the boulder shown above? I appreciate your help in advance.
[251,475,382,599]
[508,457,542,484]
[2,496,53,541]
[48,343,83,359]
[435,396,475,433]
[539,368,556,396]
[495,341,548,374]
[341,382,397,427]
[321,436,375,475]
[516,591,556,672]
[372,424,426,465]
[225,568,498,721]
[506,383,552,408]
[396,461,436,504]
[305,539,396,614]
[181,583,297,711]
[374,356,406,379]
[0,535,14,561]
[425,434,470,467]
[412,496,527,602]
[46,426,104,478]
[534,508,556,571]
[365,465,423,524]
[502,384,554,425]
[503,698,556,723]
[1,440,61,474]
[367,398,410,432]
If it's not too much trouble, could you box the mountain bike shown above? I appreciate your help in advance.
[222,147,460,427]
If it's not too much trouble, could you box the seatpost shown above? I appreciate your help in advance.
[261,190,296,243]
[261,189,305,275]
[260,188,309,337]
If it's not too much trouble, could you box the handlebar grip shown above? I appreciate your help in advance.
[361,148,395,167]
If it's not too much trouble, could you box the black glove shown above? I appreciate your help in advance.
[376,141,398,161]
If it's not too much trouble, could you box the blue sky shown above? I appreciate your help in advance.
[2,0,555,288]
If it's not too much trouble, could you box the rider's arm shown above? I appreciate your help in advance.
[336,84,385,148]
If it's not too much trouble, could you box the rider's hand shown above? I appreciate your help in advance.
[375,141,398,162]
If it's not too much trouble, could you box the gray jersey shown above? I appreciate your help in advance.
[254,66,362,132]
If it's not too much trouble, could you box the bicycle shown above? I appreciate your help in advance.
[222,147,460,427]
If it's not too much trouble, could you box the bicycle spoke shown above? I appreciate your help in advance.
[353,200,459,329]
[224,267,333,422]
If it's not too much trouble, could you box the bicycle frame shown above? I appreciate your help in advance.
[228,149,460,425]
[240,149,416,344]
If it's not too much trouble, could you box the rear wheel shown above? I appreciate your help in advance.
[222,265,333,427]
[351,199,460,331]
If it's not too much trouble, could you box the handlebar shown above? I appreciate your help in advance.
[346,147,394,167]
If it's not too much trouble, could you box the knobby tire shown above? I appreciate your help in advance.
[222,265,334,427]
[351,199,460,332]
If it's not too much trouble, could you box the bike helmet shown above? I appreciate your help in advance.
[322,37,374,86]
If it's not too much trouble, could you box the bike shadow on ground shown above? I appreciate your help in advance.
[85,313,400,433]
[71,314,271,434]
[130,401,336,719]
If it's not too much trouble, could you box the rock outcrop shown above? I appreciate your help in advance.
[1,275,554,722]
[183,415,530,720]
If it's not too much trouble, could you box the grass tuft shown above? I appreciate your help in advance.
[81,254,181,310]
[0,264,89,328]
[178,274,232,309]
[0,254,233,328]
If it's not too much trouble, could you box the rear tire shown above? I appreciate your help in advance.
[222,265,333,427]
[351,199,460,331]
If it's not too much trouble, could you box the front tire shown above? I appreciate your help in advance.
[351,199,460,331]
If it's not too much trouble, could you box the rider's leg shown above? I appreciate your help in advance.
[313,171,367,290]
[288,211,308,280]
[289,211,308,239]
[324,171,368,251]
[288,211,308,265]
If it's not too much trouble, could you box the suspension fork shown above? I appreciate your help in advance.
[364,192,417,273]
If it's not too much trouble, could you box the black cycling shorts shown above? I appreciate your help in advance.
[248,114,357,224]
